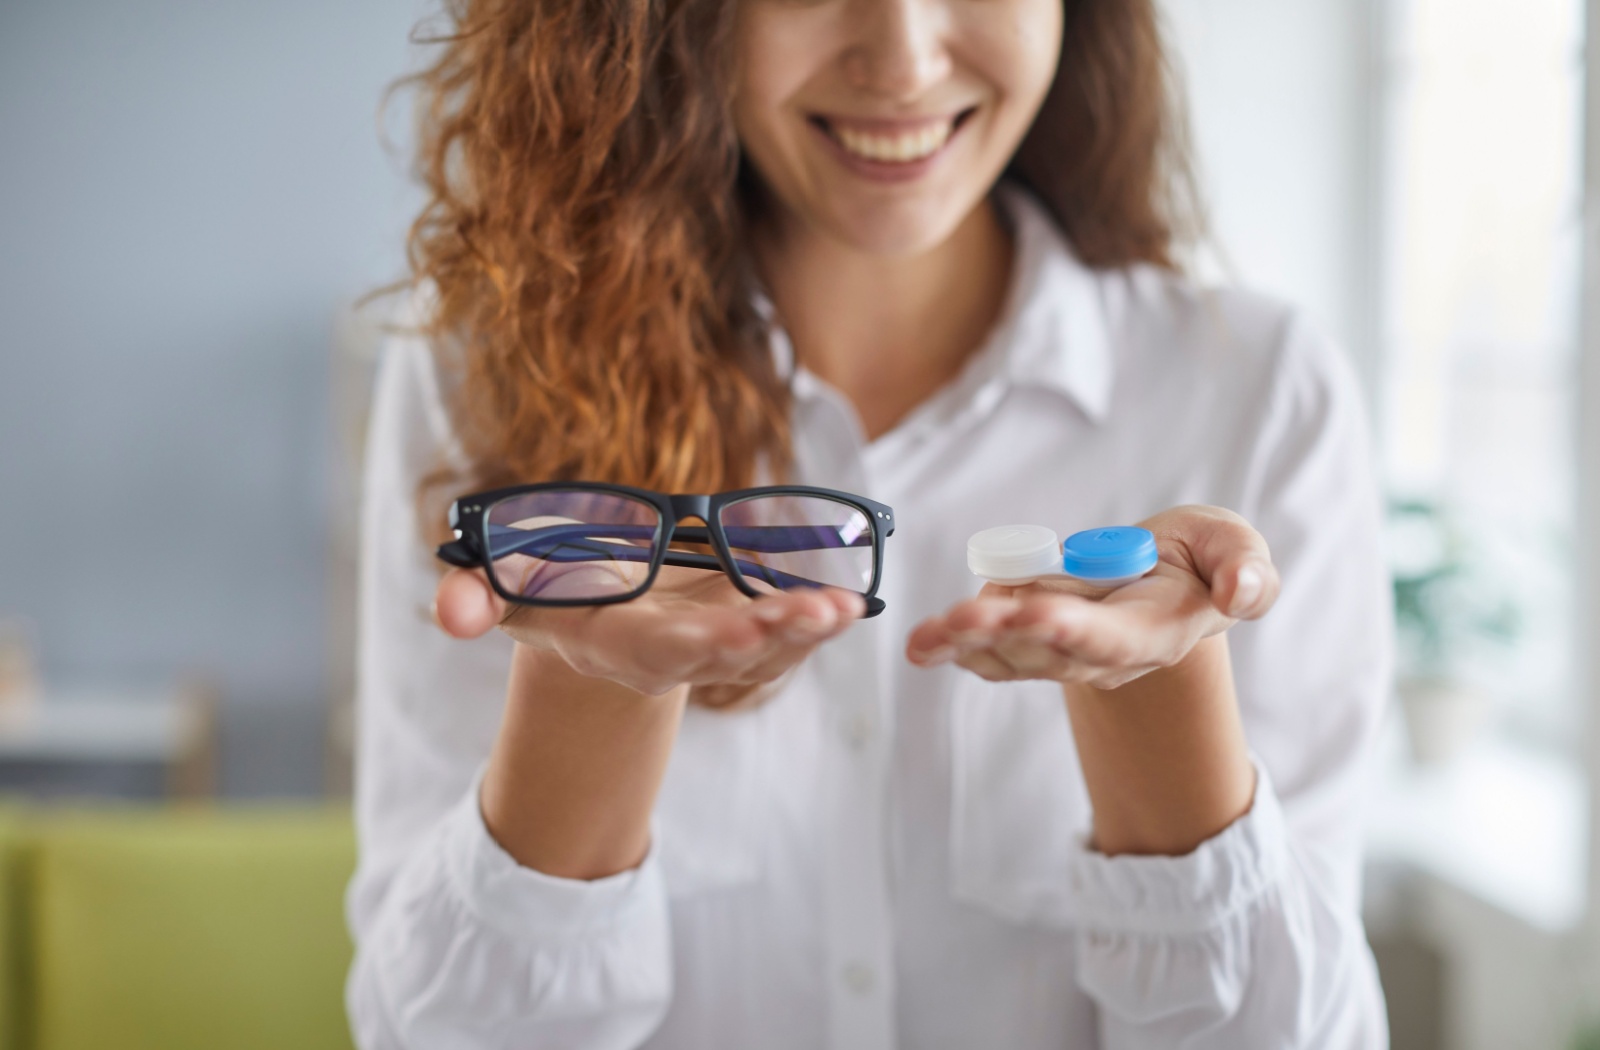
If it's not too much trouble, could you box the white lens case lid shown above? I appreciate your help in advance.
[966,524,1062,585]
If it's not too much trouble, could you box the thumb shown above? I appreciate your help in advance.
[1177,508,1279,620]
[1140,505,1280,620]
[433,568,506,638]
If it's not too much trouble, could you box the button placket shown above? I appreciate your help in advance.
[816,570,896,1050]
[788,357,897,1049]
[841,709,876,752]
[841,960,877,995]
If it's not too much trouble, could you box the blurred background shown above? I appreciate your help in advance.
[0,0,1596,1047]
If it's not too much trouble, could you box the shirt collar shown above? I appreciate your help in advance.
[756,178,1115,425]
[988,179,1114,423]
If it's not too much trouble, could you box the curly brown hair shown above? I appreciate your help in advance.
[400,0,1199,547]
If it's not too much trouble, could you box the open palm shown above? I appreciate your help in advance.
[906,506,1281,690]
[434,560,865,698]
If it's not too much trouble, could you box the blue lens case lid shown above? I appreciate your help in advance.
[1060,526,1159,582]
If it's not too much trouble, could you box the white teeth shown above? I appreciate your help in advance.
[831,120,954,163]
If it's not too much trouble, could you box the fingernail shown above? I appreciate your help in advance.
[913,645,957,665]
[753,602,787,623]
[429,599,442,628]
[1230,565,1262,616]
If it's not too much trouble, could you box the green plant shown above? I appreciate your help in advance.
[1387,497,1522,679]
[1569,1020,1600,1050]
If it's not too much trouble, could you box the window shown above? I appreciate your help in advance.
[1377,0,1585,753]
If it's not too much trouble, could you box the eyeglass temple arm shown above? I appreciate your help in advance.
[434,524,657,568]
[679,524,875,552]
[652,547,885,617]
[477,525,861,586]
[478,522,871,557]
[491,537,827,595]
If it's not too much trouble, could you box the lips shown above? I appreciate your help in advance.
[809,106,978,165]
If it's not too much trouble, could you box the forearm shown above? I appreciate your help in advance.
[1062,634,1255,856]
[481,644,688,880]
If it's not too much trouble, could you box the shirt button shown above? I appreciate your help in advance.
[841,961,876,995]
[841,711,876,751]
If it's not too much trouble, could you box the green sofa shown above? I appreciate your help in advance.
[0,806,355,1050]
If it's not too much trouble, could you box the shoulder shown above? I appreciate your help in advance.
[1104,264,1365,436]
[1003,180,1361,437]
[368,282,471,476]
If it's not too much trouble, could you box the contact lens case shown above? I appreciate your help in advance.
[967,524,1158,587]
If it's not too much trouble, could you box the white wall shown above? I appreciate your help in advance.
[0,1,423,793]
[1162,0,1381,396]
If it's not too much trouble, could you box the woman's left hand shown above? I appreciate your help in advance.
[905,505,1281,689]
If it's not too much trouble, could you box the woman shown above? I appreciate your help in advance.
[346,0,1392,1046]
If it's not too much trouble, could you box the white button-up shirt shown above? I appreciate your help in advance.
[346,182,1392,1049]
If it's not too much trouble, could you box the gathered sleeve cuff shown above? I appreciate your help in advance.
[348,768,673,1050]
[1066,756,1288,938]
[1064,757,1384,1046]
[441,766,666,944]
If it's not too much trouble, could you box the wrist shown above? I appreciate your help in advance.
[1062,634,1254,856]
[484,644,688,879]
[511,641,690,708]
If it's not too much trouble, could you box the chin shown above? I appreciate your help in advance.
[815,195,973,259]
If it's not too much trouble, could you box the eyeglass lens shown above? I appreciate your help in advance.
[717,494,875,596]
[484,490,661,600]
[482,489,876,603]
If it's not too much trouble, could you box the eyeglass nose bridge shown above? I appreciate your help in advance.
[667,494,713,525]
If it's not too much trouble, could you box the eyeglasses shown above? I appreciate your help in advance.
[435,482,896,617]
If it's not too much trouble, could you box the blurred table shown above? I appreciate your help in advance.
[0,681,217,801]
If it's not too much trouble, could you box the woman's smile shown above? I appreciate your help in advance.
[806,106,979,182]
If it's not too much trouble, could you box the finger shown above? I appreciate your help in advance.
[908,594,1025,664]
[942,598,1026,655]
[1045,592,1196,669]
[434,568,505,639]
[1210,555,1281,619]
[996,592,1096,635]
[905,618,959,663]
[752,588,843,643]
[824,587,868,623]
[954,647,1027,682]
[988,630,1079,678]
[713,588,864,682]
[707,588,857,676]
[787,588,845,634]
[776,589,866,650]
[906,599,1014,665]
[987,597,1104,676]
[735,626,831,684]
[1146,505,1279,615]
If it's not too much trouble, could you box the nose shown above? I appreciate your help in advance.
[840,0,952,101]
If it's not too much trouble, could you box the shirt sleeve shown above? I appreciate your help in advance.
[1067,311,1392,1048]
[343,322,674,1050]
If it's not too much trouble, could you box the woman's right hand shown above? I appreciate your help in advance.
[432,563,865,699]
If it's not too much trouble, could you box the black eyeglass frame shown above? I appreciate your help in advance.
[436,481,896,618]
